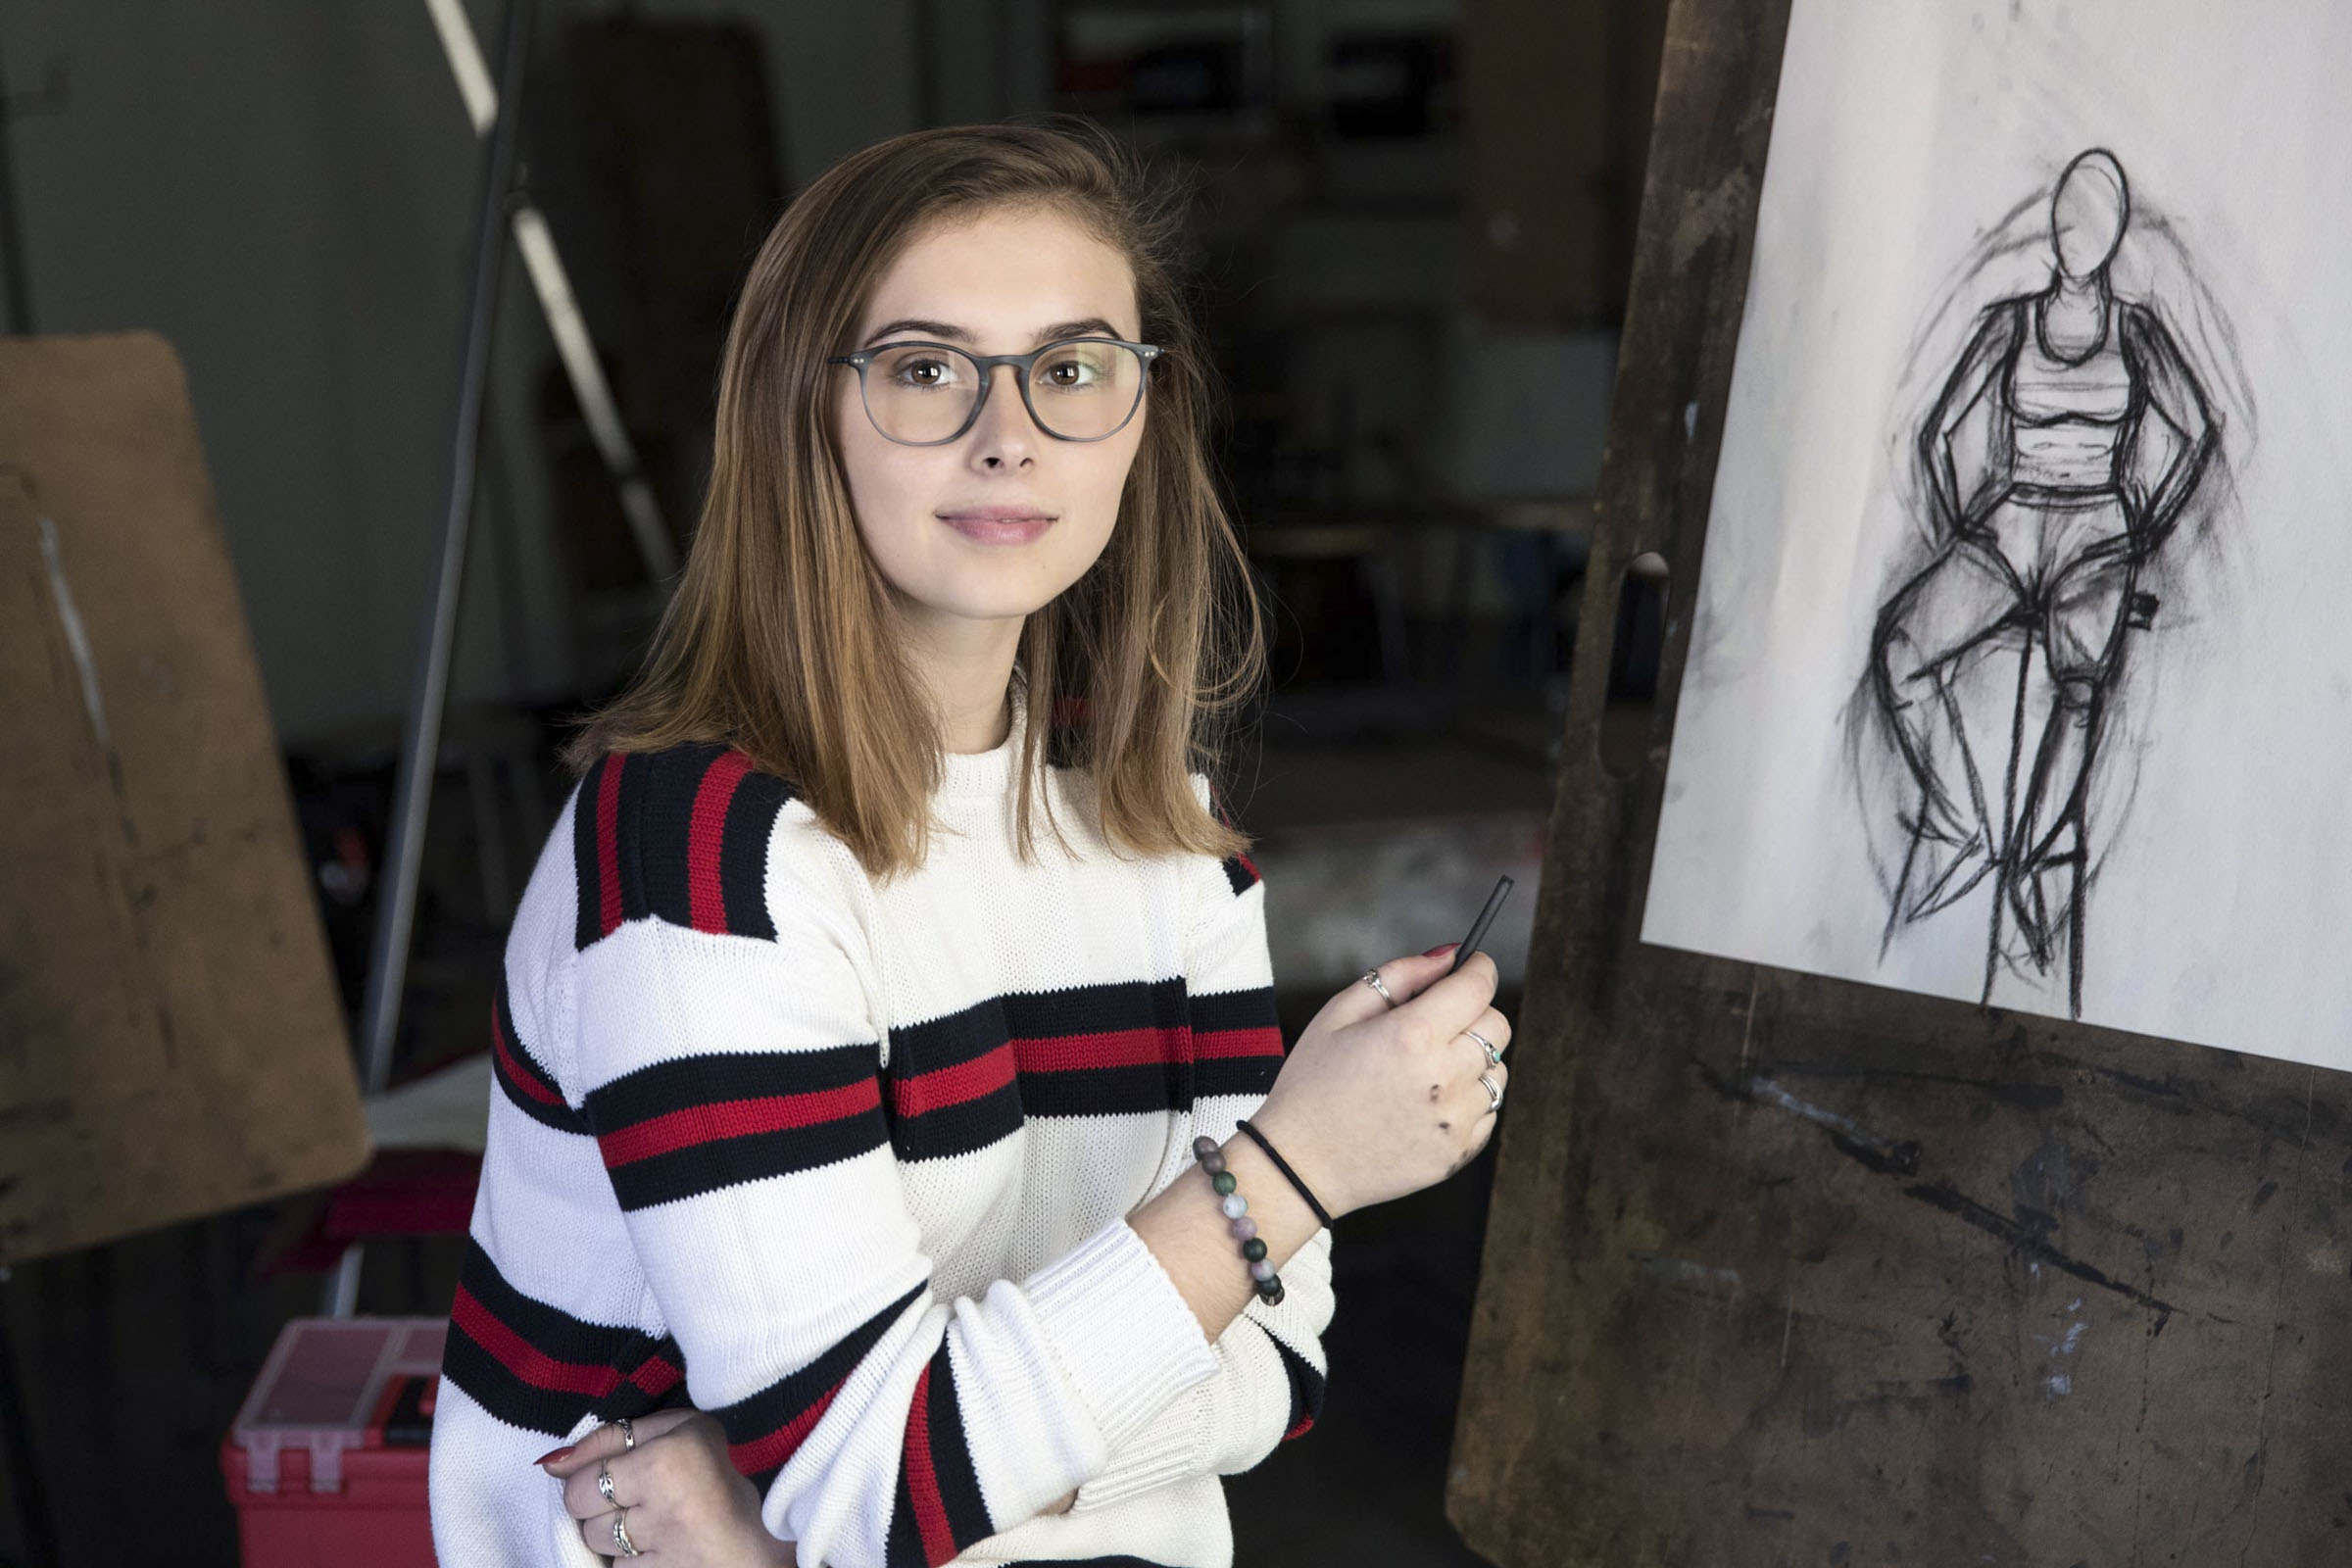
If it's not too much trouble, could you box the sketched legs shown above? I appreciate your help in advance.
[1870,512,2140,1016]
[1872,540,2018,935]
[2003,542,2137,1009]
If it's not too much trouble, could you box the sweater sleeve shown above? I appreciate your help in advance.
[1069,779,1335,1510]
[566,750,1221,1568]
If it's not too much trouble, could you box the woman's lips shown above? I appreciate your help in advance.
[939,510,1054,544]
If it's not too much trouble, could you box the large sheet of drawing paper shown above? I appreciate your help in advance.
[1642,1,2352,1069]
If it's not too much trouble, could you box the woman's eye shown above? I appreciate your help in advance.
[894,358,952,387]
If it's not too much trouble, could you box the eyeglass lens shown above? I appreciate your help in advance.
[860,341,1145,443]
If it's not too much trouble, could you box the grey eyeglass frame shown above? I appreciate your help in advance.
[826,337,1162,446]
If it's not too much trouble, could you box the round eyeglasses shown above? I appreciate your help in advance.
[827,337,1160,446]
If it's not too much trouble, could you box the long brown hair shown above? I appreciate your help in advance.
[561,119,1265,882]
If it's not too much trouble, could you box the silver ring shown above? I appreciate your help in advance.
[615,1416,636,1451]
[612,1509,641,1558]
[597,1464,618,1507]
[1464,1028,1500,1065]
[1478,1072,1502,1113]
[1359,968,1396,1005]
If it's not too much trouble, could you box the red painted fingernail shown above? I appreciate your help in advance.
[534,1446,574,1465]
[1423,943,1460,958]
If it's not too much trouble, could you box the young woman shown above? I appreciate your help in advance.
[426,120,1512,1568]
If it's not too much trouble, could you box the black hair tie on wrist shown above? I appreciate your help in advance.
[1234,1119,1333,1230]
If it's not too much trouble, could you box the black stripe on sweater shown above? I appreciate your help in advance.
[584,1045,891,1211]
[1190,983,1286,1101]
[489,974,591,1135]
[721,769,794,940]
[1250,1318,1325,1442]
[879,978,1288,1157]
[575,744,801,952]
[1196,1055,1282,1101]
[882,1339,995,1567]
[886,1076,1026,1166]
[442,1238,686,1439]
[717,1280,927,1490]
[634,742,728,931]
[879,994,1023,1163]
[573,757,612,951]
[1202,777,1262,895]
[997,976,1192,1044]
[919,1342,994,1552]
[613,750,655,924]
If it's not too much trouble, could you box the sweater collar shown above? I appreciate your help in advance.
[937,679,1030,800]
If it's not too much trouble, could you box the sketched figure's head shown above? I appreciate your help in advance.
[2049,149,2130,280]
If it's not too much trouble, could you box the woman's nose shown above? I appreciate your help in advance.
[968,364,1041,467]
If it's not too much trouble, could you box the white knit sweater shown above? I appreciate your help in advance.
[428,685,1332,1568]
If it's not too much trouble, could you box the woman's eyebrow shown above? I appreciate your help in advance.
[863,316,1127,346]
[866,318,971,344]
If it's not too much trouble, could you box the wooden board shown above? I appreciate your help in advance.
[0,333,369,1265]
[1446,3,2352,1562]
[1463,0,1671,324]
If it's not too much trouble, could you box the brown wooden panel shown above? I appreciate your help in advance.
[1446,2,2352,1561]
[0,333,369,1264]
[1464,0,1673,325]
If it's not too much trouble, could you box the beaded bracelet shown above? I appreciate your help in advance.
[1192,1134,1285,1304]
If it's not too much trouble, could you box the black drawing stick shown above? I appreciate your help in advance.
[1447,875,1514,975]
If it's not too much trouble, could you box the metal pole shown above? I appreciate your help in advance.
[330,0,535,1320]
[424,0,677,583]
[0,42,35,336]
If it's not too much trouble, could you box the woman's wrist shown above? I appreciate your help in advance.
[1212,1130,1325,1255]
[1126,1124,1327,1345]
[1229,1106,1346,1225]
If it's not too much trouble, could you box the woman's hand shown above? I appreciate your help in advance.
[1250,947,1511,1219]
[542,1410,795,1565]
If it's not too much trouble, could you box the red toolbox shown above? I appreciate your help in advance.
[220,1316,446,1567]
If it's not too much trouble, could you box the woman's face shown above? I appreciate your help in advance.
[833,204,1147,641]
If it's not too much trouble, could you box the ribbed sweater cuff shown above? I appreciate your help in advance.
[1026,1217,1220,1454]
[1073,1378,1211,1509]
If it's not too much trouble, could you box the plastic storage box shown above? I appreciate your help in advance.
[220,1316,445,1567]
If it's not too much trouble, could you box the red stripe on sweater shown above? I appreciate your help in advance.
[629,1353,684,1397]
[597,1078,884,1167]
[1194,1024,1283,1060]
[1285,1412,1316,1441]
[450,1285,619,1398]
[596,756,626,938]
[889,1045,1016,1118]
[903,1363,957,1566]
[1014,1024,1191,1074]
[490,1000,567,1106]
[687,750,754,934]
[729,1379,845,1477]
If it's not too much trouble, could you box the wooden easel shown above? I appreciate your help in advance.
[1446,1,2351,1561]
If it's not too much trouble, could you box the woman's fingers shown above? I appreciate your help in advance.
[560,1446,649,1522]
[541,1408,699,1482]
[1461,1006,1510,1116]
[1465,1004,1512,1057]
[1318,958,1411,1032]
[1324,948,1492,1034]
[1396,951,1498,1042]
[577,1507,628,1558]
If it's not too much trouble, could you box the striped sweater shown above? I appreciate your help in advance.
[428,684,1332,1568]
